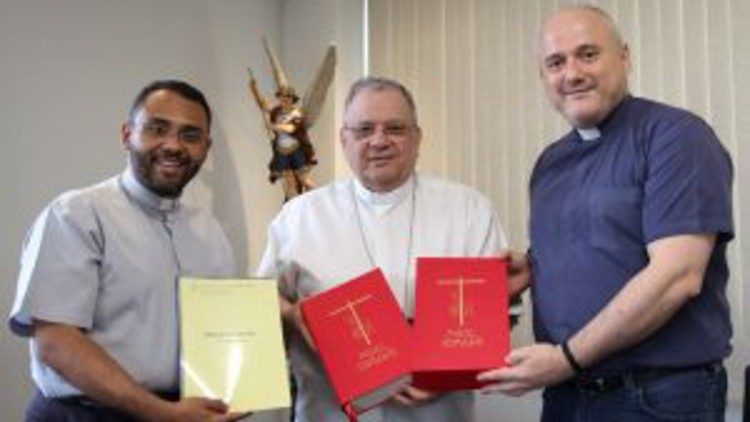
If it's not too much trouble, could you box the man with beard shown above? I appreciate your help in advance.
[8,80,242,421]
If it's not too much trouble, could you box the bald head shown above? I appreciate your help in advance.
[539,5,625,56]
[538,5,630,128]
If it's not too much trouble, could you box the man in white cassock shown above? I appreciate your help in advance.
[257,76,525,422]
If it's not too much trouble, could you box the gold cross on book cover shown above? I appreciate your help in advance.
[328,295,375,345]
[413,257,510,391]
[436,276,486,327]
[301,269,412,418]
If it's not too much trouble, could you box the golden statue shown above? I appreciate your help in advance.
[248,39,336,201]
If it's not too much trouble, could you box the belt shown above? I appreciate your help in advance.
[55,390,180,408]
[573,362,722,393]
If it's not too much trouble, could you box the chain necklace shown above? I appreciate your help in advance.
[350,176,417,316]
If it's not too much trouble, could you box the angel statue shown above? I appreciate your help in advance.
[248,39,336,201]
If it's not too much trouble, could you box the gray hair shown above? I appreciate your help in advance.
[343,76,419,126]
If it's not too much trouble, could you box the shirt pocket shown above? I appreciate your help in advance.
[588,187,644,255]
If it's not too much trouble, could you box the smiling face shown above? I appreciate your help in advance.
[340,86,421,193]
[120,89,211,197]
[539,8,630,128]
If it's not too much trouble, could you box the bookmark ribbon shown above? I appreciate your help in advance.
[343,403,359,422]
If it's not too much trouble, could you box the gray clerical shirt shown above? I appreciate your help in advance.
[9,168,234,397]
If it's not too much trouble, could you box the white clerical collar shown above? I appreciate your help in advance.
[120,166,180,214]
[577,127,601,142]
[353,174,416,206]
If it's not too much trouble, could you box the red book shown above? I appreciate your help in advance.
[412,257,509,391]
[300,269,412,418]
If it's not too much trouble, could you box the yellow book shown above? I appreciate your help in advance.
[178,277,290,412]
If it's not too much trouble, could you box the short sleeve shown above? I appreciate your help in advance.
[256,212,298,301]
[256,225,280,279]
[466,190,508,257]
[477,207,509,257]
[9,196,103,336]
[643,116,733,243]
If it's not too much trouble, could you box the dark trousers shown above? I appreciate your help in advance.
[26,389,135,422]
[25,389,178,422]
[542,363,727,422]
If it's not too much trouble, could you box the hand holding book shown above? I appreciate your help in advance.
[165,397,251,421]
[280,296,317,352]
[178,278,290,413]
[300,258,513,419]
[503,251,531,298]
[389,385,440,407]
[412,257,510,391]
[300,269,413,418]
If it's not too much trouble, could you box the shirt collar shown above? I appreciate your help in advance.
[120,166,180,214]
[573,94,633,142]
[353,174,416,206]
[576,127,601,141]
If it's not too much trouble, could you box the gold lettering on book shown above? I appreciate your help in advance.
[328,294,374,345]
[437,276,485,326]
[356,345,397,371]
[441,328,484,348]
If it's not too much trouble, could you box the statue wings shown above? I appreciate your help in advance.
[300,44,336,129]
[247,40,336,131]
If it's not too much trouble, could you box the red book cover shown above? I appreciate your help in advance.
[412,257,509,391]
[300,268,412,417]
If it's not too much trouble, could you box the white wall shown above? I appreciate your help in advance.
[279,0,365,181]
[0,0,367,419]
[0,0,285,419]
[12,1,746,421]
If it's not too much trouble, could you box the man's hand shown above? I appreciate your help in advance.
[279,296,316,351]
[476,343,574,396]
[390,385,440,407]
[154,398,249,422]
[503,251,531,298]
[33,320,249,421]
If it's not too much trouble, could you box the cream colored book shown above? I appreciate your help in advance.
[178,277,290,412]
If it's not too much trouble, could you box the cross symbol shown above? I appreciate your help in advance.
[328,294,374,345]
[436,276,486,326]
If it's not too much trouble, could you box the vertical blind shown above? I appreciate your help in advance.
[368,0,750,402]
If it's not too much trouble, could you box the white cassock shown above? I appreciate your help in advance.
[257,174,508,422]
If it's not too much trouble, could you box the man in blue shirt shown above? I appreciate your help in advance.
[478,5,733,421]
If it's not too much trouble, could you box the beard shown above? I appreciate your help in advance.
[128,147,203,198]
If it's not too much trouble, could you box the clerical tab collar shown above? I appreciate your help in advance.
[577,127,601,142]
[353,175,416,206]
[121,167,180,214]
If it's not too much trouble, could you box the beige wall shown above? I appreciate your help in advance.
[2,0,746,419]
[0,0,353,419]
[368,0,750,411]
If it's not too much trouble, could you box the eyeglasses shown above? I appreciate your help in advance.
[343,121,417,141]
[136,118,207,145]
